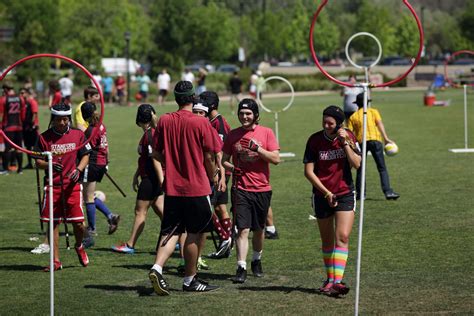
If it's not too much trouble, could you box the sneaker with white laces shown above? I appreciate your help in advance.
[107,214,121,235]
[31,243,50,254]
[149,269,170,296]
[75,244,89,267]
[183,276,219,292]
[111,242,135,254]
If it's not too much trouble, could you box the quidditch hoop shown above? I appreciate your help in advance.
[345,32,383,69]
[309,0,424,88]
[0,53,104,156]
[444,50,474,87]
[256,76,295,113]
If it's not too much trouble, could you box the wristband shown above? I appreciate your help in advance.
[213,168,220,177]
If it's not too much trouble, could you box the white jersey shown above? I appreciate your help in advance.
[181,72,195,83]
[157,73,171,90]
[59,77,73,97]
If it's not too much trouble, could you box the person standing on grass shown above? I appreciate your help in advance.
[157,69,171,105]
[112,104,164,254]
[303,105,361,296]
[148,80,222,295]
[80,102,120,245]
[73,86,100,132]
[347,93,400,200]
[36,103,91,271]
[341,74,363,120]
[222,98,280,284]
[20,88,40,170]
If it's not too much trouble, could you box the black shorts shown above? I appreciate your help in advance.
[137,176,162,201]
[5,131,23,150]
[210,175,230,206]
[159,89,168,97]
[23,129,39,148]
[161,195,214,235]
[232,189,272,231]
[312,191,356,219]
[83,164,107,183]
[139,91,148,99]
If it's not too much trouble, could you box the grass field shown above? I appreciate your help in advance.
[1,88,473,315]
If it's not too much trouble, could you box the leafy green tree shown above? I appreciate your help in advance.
[393,14,421,58]
[311,11,340,57]
[282,0,310,61]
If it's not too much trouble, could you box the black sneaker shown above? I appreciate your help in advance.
[385,191,400,200]
[183,276,219,292]
[149,269,170,296]
[265,230,279,240]
[108,214,121,235]
[251,259,264,277]
[233,266,247,283]
[207,238,232,259]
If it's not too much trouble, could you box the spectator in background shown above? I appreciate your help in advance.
[136,69,151,102]
[102,75,114,103]
[157,69,171,106]
[196,68,208,95]
[181,68,195,84]
[341,74,363,120]
[91,71,102,92]
[49,80,62,108]
[249,70,258,99]
[59,73,74,105]
[20,88,39,169]
[228,71,242,115]
[115,73,126,105]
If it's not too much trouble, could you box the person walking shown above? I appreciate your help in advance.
[222,98,280,284]
[157,69,171,106]
[228,71,242,115]
[347,93,400,200]
[303,105,361,296]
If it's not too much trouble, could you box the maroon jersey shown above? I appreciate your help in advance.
[210,114,230,142]
[23,97,39,129]
[85,123,108,166]
[138,127,156,179]
[51,91,62,105]
[153,109,222,197]
[1,94,26,132]
[303,129,359,196]
[38,127,91,187]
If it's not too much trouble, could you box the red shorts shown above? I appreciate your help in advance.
[41,183,84,223]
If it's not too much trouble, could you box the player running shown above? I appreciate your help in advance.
[35,103,91,271]
[303,105,361,296]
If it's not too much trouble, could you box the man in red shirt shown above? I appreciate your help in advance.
[222,98,280,283]
[1,82,26,174]
[20,88,39,169]
[36,103,91,271]
[149,81,222,295]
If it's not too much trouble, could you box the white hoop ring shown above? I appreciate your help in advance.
[256,76,295,113]
[345,32,383,69]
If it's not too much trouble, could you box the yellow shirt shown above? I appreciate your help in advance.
[347,107,382,142]
[73,101,89,130]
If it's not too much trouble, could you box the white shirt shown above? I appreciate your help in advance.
[343,86,364,113]
[157,73,171,90]
[59,77,74,97]
[181,72,195,83]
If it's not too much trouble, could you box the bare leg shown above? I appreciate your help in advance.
[71,222,85,247]
[154,234,179,267]
[151,194,164,220]
[252,229,264,252]
[334,211,354,248]
[184,232,200,277]
[236,228,250,262]
[317,216,335,249]
[127,199,151,247]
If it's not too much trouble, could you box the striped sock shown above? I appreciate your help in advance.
[333,246,349,284]
[322,246,334,282]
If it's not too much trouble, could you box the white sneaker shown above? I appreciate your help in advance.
[31,243,50,254]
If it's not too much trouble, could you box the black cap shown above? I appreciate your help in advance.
[199,91,219,111]
[238,98,259,117]
[353,93,371,107]
[136,103,156,125]
[323,105,345,125]
[81,102,97,120]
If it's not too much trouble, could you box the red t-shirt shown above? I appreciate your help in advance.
[153,109,222,197]
[223,125,279,192]
[210,114,231,175]
[303,129,359,196]
[51,91,62,106]
[38,127,91,188]
[1,94,26,131]
[85,123,108,166]
[138,127,156,179]
[24,97,39,129]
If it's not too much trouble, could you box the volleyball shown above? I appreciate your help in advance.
[94,190,106,202]
[384,142,399,156]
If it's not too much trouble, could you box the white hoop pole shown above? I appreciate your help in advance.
[274,112,279,144]
[256,76,295,113]
[345,32,383,69]
[355,84,369,316]
[47,152,54,316]
[464,85,468,149]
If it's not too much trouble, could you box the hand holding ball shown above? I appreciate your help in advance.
[384,142,399,156]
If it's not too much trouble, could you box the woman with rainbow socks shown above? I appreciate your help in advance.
[303,105,361,296]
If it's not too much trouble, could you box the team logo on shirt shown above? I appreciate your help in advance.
[51,143,76,153]
[319,148,346,161]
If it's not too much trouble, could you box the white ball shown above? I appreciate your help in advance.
[94,190,106,202]
[384,142,399,156]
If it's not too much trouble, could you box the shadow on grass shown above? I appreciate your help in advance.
[0,264,45,271]
[84,284,160,296]
[0,246,34,252]
[237,285,341,297]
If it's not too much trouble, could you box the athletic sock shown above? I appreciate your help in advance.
[85,203,96,231]
[212,215,227,240]
[94,197,112,219]
[152,264,163,274]
[322,246,335,282]
[221,218,232,239]
[237,260,246,270]
[16,153,23,171]
[252,250,262,261]
[266,225,276,233]
[333,246,349,284]
[183,275,195,286]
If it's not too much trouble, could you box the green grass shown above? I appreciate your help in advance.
[1,88,473,315]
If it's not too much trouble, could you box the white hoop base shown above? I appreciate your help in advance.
[448,148,474,153]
